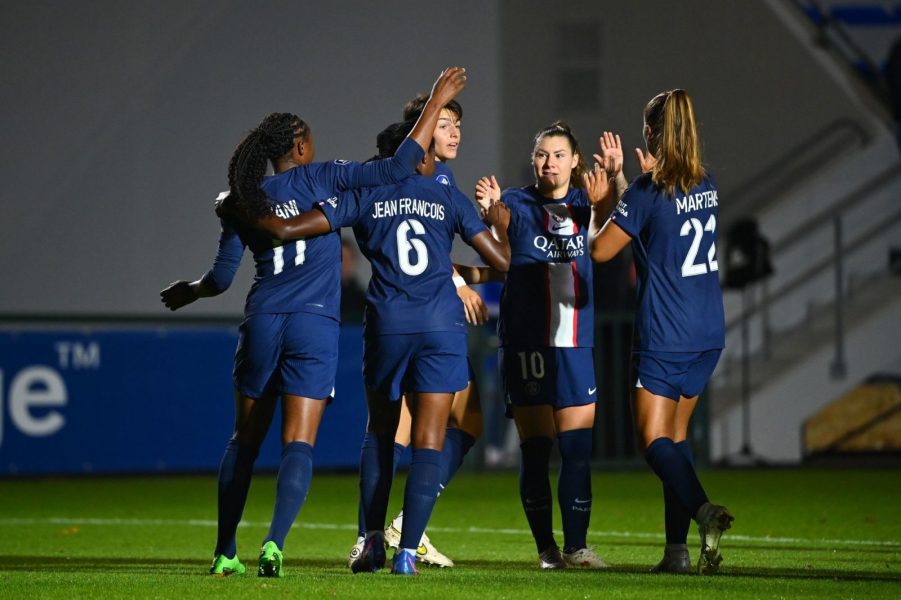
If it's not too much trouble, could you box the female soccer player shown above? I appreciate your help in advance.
[347,93,480,569]
[227,119,512,575]
[470,123,620,570]
[159,67,467,578]
[590,89,734,575]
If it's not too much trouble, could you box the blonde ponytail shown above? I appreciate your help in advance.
[643,90,704,196]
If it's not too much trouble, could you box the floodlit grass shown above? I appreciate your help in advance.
[0,468,898,598]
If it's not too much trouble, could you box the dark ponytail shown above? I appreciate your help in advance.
[225,112,307,221]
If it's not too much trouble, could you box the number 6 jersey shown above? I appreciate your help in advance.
[610,173,725,352]
[316,176,487,336]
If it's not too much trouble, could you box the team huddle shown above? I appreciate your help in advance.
[160,67,733,578]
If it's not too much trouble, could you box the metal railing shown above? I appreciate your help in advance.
[725,117,869,223]
[725,162,901,375]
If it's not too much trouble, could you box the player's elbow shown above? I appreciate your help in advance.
[591,242,616,263]
[489,250,511,273]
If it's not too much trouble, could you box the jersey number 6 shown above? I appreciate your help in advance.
[396,219,428,276]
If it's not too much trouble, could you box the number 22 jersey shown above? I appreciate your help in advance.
[610,172,725,352]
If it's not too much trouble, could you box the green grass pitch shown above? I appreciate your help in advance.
[0,468,898,598]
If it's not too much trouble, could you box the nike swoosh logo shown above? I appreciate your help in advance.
[588,387,597,395]
[574,498,591,504]
[551,224,567,231]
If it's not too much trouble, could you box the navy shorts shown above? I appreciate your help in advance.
[500,346,597,416]
[234,312,339,400]
[364,331,469,401]
[631,349,722,401]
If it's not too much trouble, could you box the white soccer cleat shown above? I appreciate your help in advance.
[538,545,566,569]
[384,515,454,567]
[416,531,454,568]
[696,502,734,575]
[562,547,610,569]
[346,535,365,569]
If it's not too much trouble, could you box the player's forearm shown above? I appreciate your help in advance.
[614,171,628,199]
[453,263,504,284]
[254,211,332,241]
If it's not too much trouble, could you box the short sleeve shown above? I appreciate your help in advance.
[450,188,487,243]
[316,190,363,231]
[609,176,654,239]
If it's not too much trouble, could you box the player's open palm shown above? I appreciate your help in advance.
[431,67,467,105]
[599,131,623,176]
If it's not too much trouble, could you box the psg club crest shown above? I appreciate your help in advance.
[543,204,575,236]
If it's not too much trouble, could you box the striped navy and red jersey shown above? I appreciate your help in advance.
[498,185,594,349]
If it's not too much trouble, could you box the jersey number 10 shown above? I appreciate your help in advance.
[680,215,718,278]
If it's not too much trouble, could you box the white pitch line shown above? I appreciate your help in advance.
[1,517,898,549]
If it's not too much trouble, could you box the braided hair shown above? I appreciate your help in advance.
[225,112,307,221]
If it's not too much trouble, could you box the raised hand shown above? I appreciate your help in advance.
[474,175,501,211]
[635,147,657,174]
[482,200,510,229]
[599,131,623,176]
[160,280,198,311]
[583,163,611,206]
[430,67,467,106]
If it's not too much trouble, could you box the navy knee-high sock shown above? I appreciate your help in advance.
[358,432,396,536]
[215,439,258,558]
[557,428,593,552]
[663,441,695,544]
[519,437,555,553]
[264,441,314,550]
[357,442,406,537]
[440,427,476,489]
[398,447,443,550]
[645,437,708,520]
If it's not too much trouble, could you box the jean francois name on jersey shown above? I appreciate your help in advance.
[533,233,585,260]
[371,197,446,221]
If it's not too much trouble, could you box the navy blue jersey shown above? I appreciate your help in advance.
[433,161,456,188]
[498,186,594,348]
[317,175,487,335]
[199,138,423,319]
[610,173,725,351]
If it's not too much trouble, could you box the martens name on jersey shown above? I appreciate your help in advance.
[534,234,585,259]
[676,189,718,215]
[371,197,446,221]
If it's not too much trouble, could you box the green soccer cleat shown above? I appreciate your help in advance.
[209,554,246,576]
[258,540,285,578]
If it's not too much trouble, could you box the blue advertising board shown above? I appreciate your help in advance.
[0,325,369,475]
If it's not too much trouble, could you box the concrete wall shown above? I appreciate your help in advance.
[0,1,501,316]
